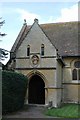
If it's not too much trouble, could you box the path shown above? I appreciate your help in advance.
[3,104,54,118]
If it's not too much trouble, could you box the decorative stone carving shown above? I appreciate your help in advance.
[31,55,39,67]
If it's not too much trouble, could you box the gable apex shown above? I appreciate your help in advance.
[34,18,39,24]
[28,18,57,52]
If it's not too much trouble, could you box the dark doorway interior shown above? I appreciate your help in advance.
[28,75,45,104]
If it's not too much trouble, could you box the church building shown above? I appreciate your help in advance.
[8,19,80,107]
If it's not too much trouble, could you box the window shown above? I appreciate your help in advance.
[72,69,77,80]
[74,61,80,68]
[72,61,80,80]
[27,45,30,56]
[79,69,80,80]
[41,44,44,56]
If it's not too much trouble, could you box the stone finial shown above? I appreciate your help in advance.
[23,19,27,25]
[34,18,38,23]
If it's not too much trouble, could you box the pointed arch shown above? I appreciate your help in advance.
[27,45,30,56]
[28,74,45,104]
[41,44,44,56]
[26,71,48,104]
[27,70,48,87]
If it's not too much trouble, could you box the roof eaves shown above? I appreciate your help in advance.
[62,55,80,58]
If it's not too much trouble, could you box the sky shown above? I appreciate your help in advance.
[0,1,79,64]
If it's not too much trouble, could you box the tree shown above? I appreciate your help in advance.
[0,48,8,61]
[0,18,6,38]
[0,18,8,61]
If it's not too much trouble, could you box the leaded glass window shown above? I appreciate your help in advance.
[72,60,80,80]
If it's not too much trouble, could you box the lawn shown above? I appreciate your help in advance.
[45,103,80,118]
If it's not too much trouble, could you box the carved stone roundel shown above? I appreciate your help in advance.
[31,55,39,66]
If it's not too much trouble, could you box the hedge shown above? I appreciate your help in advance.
[2,70,28,114]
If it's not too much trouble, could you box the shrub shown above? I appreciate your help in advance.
[2,70,28,114]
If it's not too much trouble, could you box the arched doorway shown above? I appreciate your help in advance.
[28,74,45,104]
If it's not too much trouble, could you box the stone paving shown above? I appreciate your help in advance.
[3,104,54,118]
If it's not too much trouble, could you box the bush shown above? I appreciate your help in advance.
[2,70,28,114]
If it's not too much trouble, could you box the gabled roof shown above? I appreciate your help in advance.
[41,22,79,56]
[11,20,79,56]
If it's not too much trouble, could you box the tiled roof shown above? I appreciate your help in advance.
[40,22,79,56]
[11,21,79,56]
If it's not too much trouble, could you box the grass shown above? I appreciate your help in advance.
[45,103,80,118]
